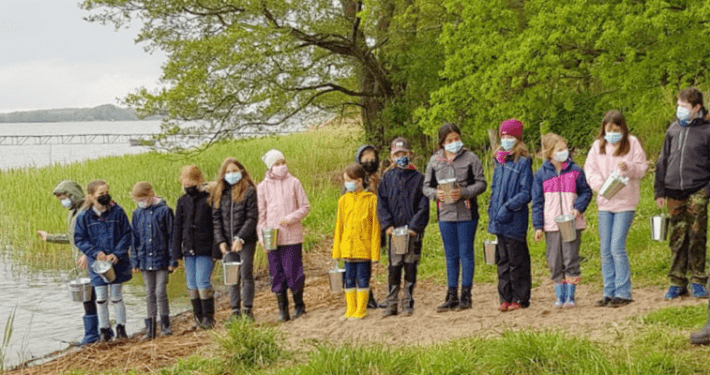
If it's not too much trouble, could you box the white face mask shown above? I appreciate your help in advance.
[553,149,569,162]
[137,200,149,209]
[60,198,72,209]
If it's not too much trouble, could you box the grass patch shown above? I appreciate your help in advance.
[637,305,708,330]
[214,318,284,372]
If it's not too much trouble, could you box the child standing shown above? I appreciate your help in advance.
[532,133,592,308]
[584,111,647,307]
[487,119,533,311]
[257,150,311,322]
[333,163,381,319]
[74,180,133,342]
[377,138,429,317]
[130,182,175,339]
[211,158,258,321]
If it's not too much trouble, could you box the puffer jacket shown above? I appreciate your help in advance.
[332,191,381,261]
[377,166,429,234]
[131,199,175,270]
[46,180,85,258]
[487,155,533,241]
[532,159,592,232]
[213,186,258,257]
[172,189,219,261]
[423,148,487,222]
[257,171,310,246]
[74,202,133,286]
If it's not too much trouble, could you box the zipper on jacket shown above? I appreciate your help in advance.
[679,127,688,191]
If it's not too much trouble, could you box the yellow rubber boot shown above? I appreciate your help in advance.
[351,288,369,319]
[341,289,357,320]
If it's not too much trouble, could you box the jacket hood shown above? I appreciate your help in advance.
[355,145,379,166]
[53,180,84,208]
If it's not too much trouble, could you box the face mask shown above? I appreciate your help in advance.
[501,139,516,151]
[677,106,692,126]
[60,198,72,209]
[604,132,623,144]
[96,194,111,206]
[553,149,569,163]
[225,172,242,185]
[444,140,463,154]
[272,165,289,178]
[137,200,148,209]
[361,161,378,174]
[395,156,409,168]
[185,186,199,196]
[344,181,357,192]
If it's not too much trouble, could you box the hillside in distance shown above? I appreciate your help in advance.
[0,104,161,123]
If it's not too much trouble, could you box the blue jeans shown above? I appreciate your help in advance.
[184,255,214,291]
[439,219,477,288]
[598,211,635,299]
[344,261,371,289]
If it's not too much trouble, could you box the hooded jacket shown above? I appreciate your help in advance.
[487,155,533,241]
[332,190,381,261]
[131,199,176,270]
[654,113,710,199]
[74,202,133,286]
[46,180,85,258]
[532,159,592,232]
[213,185,259,254]
[377,166,429,234]
[172,189,219,261]
[257,170,310,246]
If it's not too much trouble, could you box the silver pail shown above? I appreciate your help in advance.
[650,215,670,242]
[483,239,497,265]
[391,226,410,255]
[262,227,279,251]
[599,172,628,200]
[91,260,116,283]
[68,276,93,303]
[555,214,577,243]
[328,268,346,294]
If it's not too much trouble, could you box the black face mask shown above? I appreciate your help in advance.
[361,160,378,174]
[97,194,111,206]
[185,186,199,196]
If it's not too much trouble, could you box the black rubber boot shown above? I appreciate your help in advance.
[99,327,113,343]
[457,286,472,310]
[160,315,172,336]
[436,287,459,312]
[367,289,380,309]
[190,298,203,331]
[292,290,306,319]
[201,298,215,329]
[116,324,128,339]
[276,291,290,322]
[402,262,417,316]
[143,318,156,340]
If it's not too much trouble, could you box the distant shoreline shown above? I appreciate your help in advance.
[0,104,161,123]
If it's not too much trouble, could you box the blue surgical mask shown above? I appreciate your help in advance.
[444,140,463,154]
[137,200,149,209]
[60,198,72,209]
[344,181,357,192]
[395,156,409,168]
[604,132,623,144]
[677,106,692,126]
[501,139,516,151]
[225,172,242,185]
[553,149,569,162]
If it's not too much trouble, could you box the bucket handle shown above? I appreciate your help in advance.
[66,267,87,282]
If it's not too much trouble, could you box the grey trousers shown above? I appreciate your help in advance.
[143,269,170,318]
[226,242,256,310]
[545,230,582,283]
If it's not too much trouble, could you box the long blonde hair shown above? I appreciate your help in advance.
[83,180,108,209]
[541,133,567,161]
[209,158,256,208]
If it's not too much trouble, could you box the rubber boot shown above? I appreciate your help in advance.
[554,282,566,308]
[292,290,306,320]
[383,265,401,318]
[437,287,459,312]
[189,289,203,331]
[351,288,369,319]
[563,283,576,308]
[70,314,100,346]
[342,289,357,320]
[457,286,472,310]
[690,305,710,345]
[143,318,156,340]
[276,291,290,322]
[402,262,417,316]
[367,290,380,309]
[116,324,128,340]
[99,327,113,343]
[201,298,215,329]
[160,315,172,336]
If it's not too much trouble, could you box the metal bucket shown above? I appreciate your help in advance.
[262,227,279,251]
[439,179,457,204]
[650,215,670,242]
[391,226,410,255]
[599,171,628,200]
[223,252,242,286]
[328,267,345,294]
[67,269,93,303]
[483,239,497,265]
[555,214,577,243]
[91,260,116,283]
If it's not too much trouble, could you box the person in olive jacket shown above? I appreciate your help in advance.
[172,165,219,329]
[211,157,259,321]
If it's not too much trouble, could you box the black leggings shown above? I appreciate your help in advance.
[83,288,97,315]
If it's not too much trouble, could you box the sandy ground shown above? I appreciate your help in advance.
[7,245,707,375]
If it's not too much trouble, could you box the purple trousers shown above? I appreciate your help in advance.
[267,243,305,293]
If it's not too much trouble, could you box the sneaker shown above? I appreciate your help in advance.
[664,286,688,300]
[498,302,510,312]
[507,302,522,311]
[608,298,633,308]
[690,283,708,299]
[595,297,612,307]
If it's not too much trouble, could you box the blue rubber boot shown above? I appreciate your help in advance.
[564,284,576,308]
[70,314,100,346]
[554,282,566,308]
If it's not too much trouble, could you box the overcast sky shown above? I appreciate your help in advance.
[0,0,165,113]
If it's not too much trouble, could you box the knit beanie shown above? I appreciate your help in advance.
[262,149,285,170]
[499,119,524,140]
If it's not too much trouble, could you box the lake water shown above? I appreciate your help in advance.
[0,120,189,369]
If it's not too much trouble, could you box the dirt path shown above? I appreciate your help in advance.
[7,244,706,374]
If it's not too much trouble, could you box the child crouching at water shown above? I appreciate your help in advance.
[532,134,592,308]
[130,182,175,339]
[332,163,381,320]
[74,180,133,342]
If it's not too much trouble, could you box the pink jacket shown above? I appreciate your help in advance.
[257,171,311,246]
[584,136,648,213]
